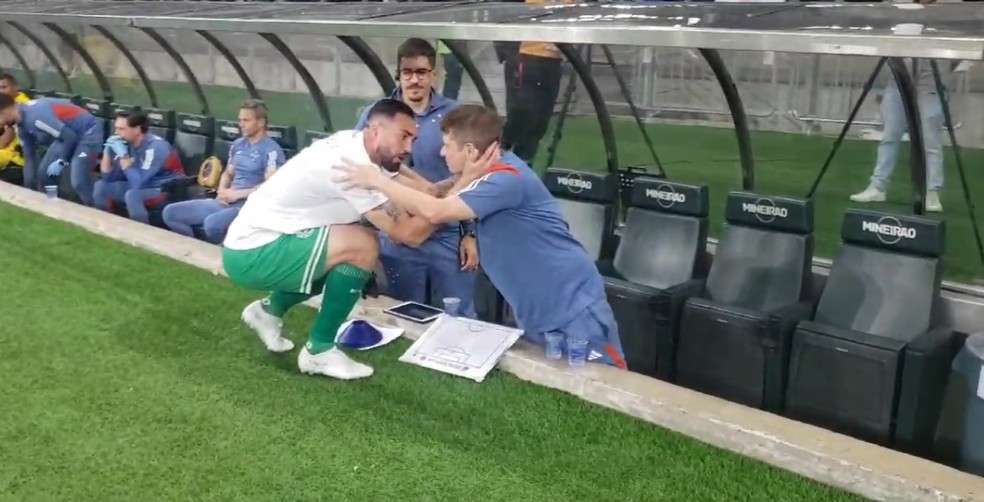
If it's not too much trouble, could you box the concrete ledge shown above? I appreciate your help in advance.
[4,183,983,502]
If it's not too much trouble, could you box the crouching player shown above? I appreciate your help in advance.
[336,105,627,369]
[222,99,437,380]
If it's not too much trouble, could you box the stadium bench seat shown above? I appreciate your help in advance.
[214,119,240,164]
[675,192,815,413]
[784,209,953,455]
[161,113,215,201]
[79,97,113,147]
[145,107,177,145]
[306,129,331,146]
[267,125,298,159]
[542,168,618,261]
[601,177,709,380]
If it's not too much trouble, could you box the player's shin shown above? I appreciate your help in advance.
[263,277,327,317]
[305,263,373,354]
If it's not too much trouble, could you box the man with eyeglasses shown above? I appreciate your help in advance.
[355,38,480,319]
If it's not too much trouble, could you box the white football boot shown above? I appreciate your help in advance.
[926,191,943,213]
[850,186,886,203]
[241,300,295,353]
[297,345,374,380]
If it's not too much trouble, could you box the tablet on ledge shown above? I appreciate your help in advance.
[383,301,445,324]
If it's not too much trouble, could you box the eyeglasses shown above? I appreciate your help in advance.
[398,68,433,80]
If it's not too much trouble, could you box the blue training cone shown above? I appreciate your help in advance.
[336,320,384,350]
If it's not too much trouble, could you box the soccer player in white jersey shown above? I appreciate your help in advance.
[222,99,438,380]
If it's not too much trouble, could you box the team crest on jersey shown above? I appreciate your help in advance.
[296,228,314,239]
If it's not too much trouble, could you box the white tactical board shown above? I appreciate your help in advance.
[399,315,524,383]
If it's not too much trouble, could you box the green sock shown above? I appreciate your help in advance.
[306,264,372,354]
[262,277,327,317]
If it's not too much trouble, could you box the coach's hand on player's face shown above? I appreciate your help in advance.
[462,142,500,180]
[335,157,386,190]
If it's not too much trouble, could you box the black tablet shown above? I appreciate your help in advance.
[383,301,445,324]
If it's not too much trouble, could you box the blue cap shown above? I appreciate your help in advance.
[336,320,383,350]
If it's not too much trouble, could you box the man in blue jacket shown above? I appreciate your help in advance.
[93,109,185,223]
[0,93,103,203]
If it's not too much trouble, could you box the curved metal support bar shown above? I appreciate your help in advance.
[699,48,755,191]
[0,30,35,87]
[43,22,113,101]
[197,30,260,101]
[138,27,209,115]
[886,57,926,215]
[260,33,332,131]
[91,25,158,107]
[8,21,72,93]
[337,36,395,95]
[441,39,495,110]
[556,43,618,177]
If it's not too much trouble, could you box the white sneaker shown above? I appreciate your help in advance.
[926,191,943,213]
[241,300,295,353]
[850,186,886,203]
[297,346,374,380]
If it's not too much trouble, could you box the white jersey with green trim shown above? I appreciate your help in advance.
[223,130,389,250]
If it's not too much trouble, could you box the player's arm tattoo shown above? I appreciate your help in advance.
[430,174,462,198]
[382,201,405,219]
[360,201,405,229]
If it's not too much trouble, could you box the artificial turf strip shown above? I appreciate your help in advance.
[0,202,863,502]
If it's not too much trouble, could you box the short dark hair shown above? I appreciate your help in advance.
[0,73,16,86]
[240,99,268,124]
[115,107,150,133]
[366,98,415,123]
[0,93,15,111]
[396,38,436,71]
[441,104,503,153]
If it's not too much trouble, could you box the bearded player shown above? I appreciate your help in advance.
[222,99,438,380]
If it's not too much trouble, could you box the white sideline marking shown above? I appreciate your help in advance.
[2,183,982,502]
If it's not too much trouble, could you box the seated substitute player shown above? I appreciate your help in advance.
[163,100,285,244]
[222,99,441,381]
[0,74,30,186]
[93,109,185,224]
[0,93,103,203]
[336,104,627,369]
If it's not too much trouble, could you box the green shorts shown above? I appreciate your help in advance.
[223,226,329,294]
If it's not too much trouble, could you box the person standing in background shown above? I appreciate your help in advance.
[499,0,572,164]
[850,59,956,212]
